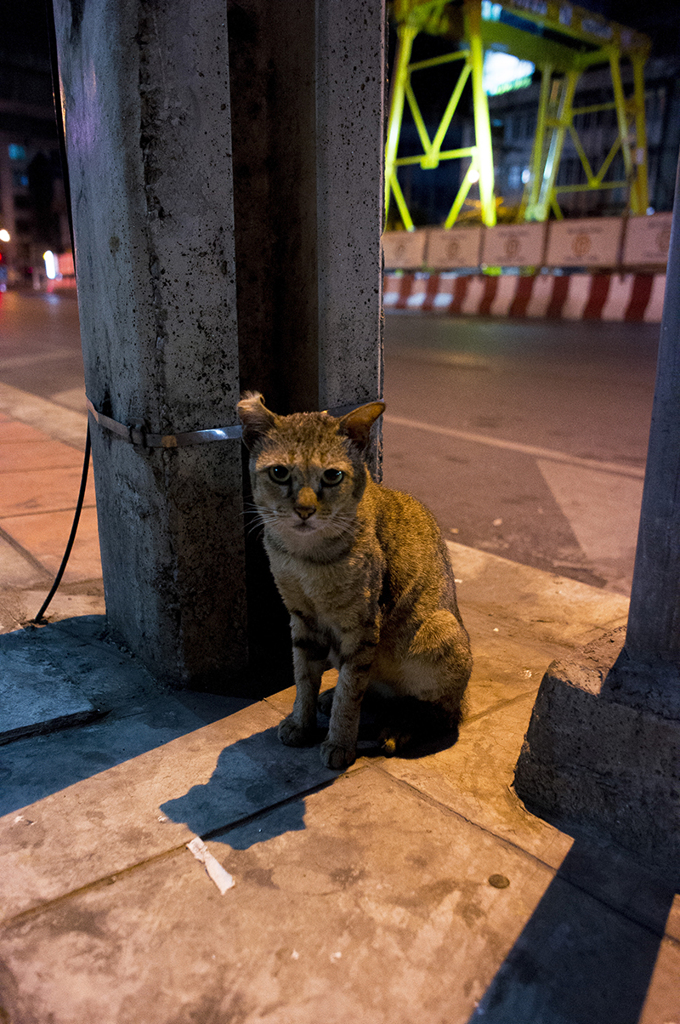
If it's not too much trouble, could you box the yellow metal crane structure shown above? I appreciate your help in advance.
[385,0,651,229]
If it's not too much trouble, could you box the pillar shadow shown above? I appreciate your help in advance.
[468,841,678,1024]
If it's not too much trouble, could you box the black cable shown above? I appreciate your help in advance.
[33,426,92,624]
[31,0,92,624]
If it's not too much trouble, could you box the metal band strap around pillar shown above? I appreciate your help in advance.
[86,397,243,448]
[86,397,383,449]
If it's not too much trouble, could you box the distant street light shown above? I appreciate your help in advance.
[43,251,58,280]
[0,229,10,242]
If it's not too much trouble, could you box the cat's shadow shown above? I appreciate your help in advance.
[160,708,461,849]
[160,725,330,849]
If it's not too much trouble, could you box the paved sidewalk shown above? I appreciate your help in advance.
[0,381,103,634]
[0,384,678,1023]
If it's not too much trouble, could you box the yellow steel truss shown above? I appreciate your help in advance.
[386,0,651,228]
[385,0,497,228]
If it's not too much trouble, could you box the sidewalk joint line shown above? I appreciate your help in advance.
[0,525,53,581]
[0,502,96,519]
[366,763,680,943]
[0,769,365,930]
[464,689,538,725]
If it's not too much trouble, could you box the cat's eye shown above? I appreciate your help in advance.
[268,465,291,484]
[321,468,344,486]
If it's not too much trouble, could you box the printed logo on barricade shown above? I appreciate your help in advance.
[504,236,521,260]
[445,238,461,260]
[621,213,672,266]
[426,227,482,269]
[545,217,622,267]
[571,234,592,258]
[481,223,545,266]
[382,230,427,270]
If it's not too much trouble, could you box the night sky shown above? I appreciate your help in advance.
[2,0,680,57]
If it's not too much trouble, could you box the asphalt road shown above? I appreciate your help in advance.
[0,289,660,593]
[383,312,659,593]
[0,290,84,410]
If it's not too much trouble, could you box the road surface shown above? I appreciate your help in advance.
[383,311,658,593]
[0,289,659,593]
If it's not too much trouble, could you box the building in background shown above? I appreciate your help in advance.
[0,0,69,285]
[488,51,680,220]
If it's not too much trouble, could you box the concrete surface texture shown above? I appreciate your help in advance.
[52,0,249,688]
[2,388,679,1023]
[515,630,680,878]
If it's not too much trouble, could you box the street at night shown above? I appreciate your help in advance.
[0,289,658,594]
[383,310,658,593]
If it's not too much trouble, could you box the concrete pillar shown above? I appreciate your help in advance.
[229,0,385,666]
[53,0,384,691]
[53,0,246,689]
[514,159,680,875]
[624,163,680,686]
[228,0,384,418]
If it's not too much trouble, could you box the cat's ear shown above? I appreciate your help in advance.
[338,401,386,451]
[237,391,280,451]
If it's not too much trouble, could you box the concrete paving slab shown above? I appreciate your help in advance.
[381,693,573,869]
[0,645,99,745]
[458,613,569,719]
[0,536,48,592]
[0,437,83,472]
[1,506,101,582]
[49,386,87,413]
[469,840,680,1024]
[17,589,105,624]
[0,765,556,1024]
[0,617,153,713]
[2,765,678,1024]
[0,700,343,919]
[0,382,88,452]
[449,541,629,646]
[0,694,249,816]
[0,466,96,517]
[0,420,59,445]
[0,593,25,636]
[639,939,680,1024]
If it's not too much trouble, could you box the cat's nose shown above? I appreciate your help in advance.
[294,487,317,520]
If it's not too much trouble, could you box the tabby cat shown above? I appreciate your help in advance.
[238,392,472,770]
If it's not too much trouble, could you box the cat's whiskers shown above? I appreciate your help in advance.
[241,503,286,539]
[324,511,357,539]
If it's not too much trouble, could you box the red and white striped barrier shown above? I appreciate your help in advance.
[383,272,666,322]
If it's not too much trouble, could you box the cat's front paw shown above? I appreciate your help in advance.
[320,738,356,770]
[278,715,316,748]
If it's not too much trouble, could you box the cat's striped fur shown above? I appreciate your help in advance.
[238,392,472,770]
